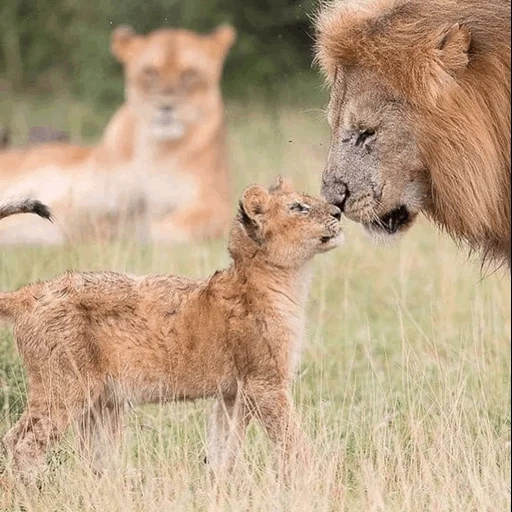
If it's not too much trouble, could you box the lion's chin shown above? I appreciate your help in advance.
[362,206,417,244]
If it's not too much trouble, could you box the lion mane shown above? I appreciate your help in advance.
[316,0,511,267]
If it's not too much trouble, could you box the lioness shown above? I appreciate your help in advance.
[0,177,343,482]
[0,25,236,245]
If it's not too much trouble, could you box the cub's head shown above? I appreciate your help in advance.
[112,25,236,141]
[230,177,344,268]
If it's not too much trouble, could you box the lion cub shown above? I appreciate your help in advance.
[0,178,342,481]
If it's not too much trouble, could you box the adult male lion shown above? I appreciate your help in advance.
[316,0,511,266]
[0,25,235,244]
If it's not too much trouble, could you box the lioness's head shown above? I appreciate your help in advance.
[112,25,236,141]
[230,177,343,268]
[315,1,486,242]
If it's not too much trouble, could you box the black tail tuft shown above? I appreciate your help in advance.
[30,200,54,222]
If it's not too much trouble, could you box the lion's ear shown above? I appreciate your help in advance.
[209,25,237,60]
[112,25,138,63]
[438,23,471,76]
[238,185,270,242]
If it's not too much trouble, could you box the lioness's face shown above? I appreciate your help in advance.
[112,25,236,141]
[236,177,344,268]
[322,67,431,241]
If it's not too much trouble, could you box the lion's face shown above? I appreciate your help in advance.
[232,177,344,268]
[112,25,236,141]
[322,67,431,241]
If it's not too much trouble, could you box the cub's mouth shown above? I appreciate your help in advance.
[319,230,344,248]
[366,205,412,235]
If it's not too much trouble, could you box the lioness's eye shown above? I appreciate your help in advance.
[290,203,310,213]
[181,69,201,87]
[141,66,158,79]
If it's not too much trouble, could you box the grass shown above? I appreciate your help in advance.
[0,94,510,511]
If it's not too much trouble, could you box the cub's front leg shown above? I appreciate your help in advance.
[246,381,311,476]
[206,393,252,476]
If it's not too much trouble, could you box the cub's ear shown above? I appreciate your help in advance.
[437,23,471,76]
[238,185,270,242]
[270,175,294,194]
[111,25,138,63]
[210,25,237,59]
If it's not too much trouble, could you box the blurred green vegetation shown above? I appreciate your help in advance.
[0,0,320,106]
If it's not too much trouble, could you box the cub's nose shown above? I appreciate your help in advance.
[329,205,342,221]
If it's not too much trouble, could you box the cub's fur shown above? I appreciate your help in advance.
[0,178,343,482]
[0,25,236,245]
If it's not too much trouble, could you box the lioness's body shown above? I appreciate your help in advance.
[0,26,235,245]
[0,178,343,482]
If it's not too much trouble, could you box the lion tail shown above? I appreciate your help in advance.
[0,198,53,222]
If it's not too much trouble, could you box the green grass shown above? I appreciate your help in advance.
[0,95,510,511]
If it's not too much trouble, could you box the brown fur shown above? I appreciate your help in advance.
[0,178,343,482]
[316,0,510,267]
[0,25,236,245]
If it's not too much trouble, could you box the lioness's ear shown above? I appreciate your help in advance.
[437,23,471,76]
[210,25,237,59]
[112,25,138,63]
[238,185,270,241]
[270,176,294,194]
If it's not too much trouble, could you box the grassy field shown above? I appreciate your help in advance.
[0,96,510,511]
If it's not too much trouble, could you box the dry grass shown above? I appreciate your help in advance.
[0,98,510,511]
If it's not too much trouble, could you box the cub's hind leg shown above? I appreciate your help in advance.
[78,385,124,474]
[2,377,103,484]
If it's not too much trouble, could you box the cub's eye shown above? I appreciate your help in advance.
[355,129,376,147]
[290,203,311,214]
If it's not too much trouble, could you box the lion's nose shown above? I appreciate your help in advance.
[322,176,350,212]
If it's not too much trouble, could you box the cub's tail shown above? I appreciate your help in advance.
[0,199,50,320]
[0,198,52,222]
[0,287,39,321]
[0,290,25,321]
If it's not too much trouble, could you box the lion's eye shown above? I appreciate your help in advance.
[355,129,376,146]
[290,203,311,214]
